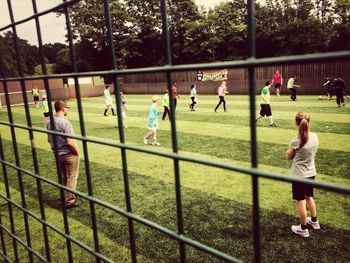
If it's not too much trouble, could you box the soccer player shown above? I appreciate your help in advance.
[333,75,346,107]
[189,84,197,111]
[323,76,333,100]
[286,112,320,238]
[287,75,300,101]
[119,91,127,128]
[32,86,40,108]
[172,82,180,110]
[47,100,81,208]
[41,95,50,124]
[161,90,170,120]
[255,81,276,127]
[143,96,161,146]
[271,70,283,96]
[103,85,116,116]
[214,81,229,112]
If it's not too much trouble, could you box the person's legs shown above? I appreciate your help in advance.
[268,116,274,125]
[191,97,196,110]
[223,98,227,111]
[305,196,316,218]
[60,154,80,205]
[215,96,223,111]
[162,106,167,120]
[297,200,307,225]
[174,98,177,110]
[335,88,342,106]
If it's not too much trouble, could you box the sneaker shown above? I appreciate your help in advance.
[66,197,82,209]
[143,136,148,145]
[270,123,277,127]
[214,110,217,113]
[306,217,320,229]
[338,105,341,107]
[342,103,345,107]
[291,225,309,238]
[152,141,160,146]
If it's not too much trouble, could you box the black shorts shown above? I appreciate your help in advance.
[34,96,39,102]
[43,112,50,117]
[260,104,272,117]
[292,176,315,200]
[275,83,281,89]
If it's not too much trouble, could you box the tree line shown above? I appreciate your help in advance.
[1,0,349,76]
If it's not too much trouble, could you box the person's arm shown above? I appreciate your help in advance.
[285,147,295,160]
[66,138,79,156]
[281,76,283,85]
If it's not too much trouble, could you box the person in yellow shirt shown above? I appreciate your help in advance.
[32,86,40,108]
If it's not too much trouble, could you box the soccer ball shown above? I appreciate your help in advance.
[318,96,322,100]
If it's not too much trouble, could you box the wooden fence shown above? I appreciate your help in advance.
[0,60,349,106]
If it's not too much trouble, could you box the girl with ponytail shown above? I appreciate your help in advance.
[285,112,320,238]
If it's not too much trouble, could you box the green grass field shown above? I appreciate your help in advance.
[0,94,349,263]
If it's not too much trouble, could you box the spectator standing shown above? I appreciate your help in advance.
[47,100,81,208]
[285,112,320,238]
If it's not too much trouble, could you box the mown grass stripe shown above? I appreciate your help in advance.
[1,140,350,263]
[2,110,350,152]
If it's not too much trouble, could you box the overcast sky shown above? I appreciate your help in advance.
[0,0,225,45]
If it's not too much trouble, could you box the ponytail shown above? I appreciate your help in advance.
[295,112,310,148]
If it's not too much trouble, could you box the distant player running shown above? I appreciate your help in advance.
[103,85,116,116]
[271,70,283,96]
[256,81,276,127]
[333,75,346,107]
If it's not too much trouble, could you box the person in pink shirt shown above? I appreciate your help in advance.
[271,70,283,96]
[214,81,229,112]
[172,82,180,110]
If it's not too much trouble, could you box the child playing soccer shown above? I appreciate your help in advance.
[256,81,276,127]
[143,96,161,146]
[119,91,127,128]
[103,85,116,116]
[41,95,50,124]
[162,90,170,120]
[189,84,197,111]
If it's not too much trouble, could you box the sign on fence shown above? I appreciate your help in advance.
[197,69,228,81]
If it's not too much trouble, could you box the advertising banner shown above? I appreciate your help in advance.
[197,69,228,81]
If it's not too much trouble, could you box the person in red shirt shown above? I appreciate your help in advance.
[271,70,283,96]
[172,82,180,110]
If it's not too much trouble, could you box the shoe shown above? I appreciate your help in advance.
[338,105,341,107]
[291,225,309,237]
[143,136,148,145]
[214,110,217,113]
[306,217,321,229]
[66,197,82,209]
[123,125,128,128]
[113,114,117,116]
[104,114,107,116]
[342,103,345,107]
[152,141,160,146]
[224,110,228,112]
[270,123,277,127]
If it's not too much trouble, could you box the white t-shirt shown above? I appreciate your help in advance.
[104,89,112,105]
[190,88,197,97]
[289,132,319,178]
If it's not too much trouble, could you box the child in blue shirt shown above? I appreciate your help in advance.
[143,96,161,146]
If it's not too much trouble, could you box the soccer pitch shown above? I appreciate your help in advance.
[0,94,349,262]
